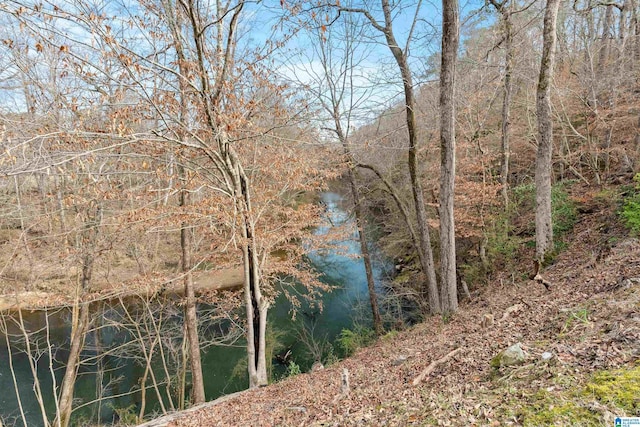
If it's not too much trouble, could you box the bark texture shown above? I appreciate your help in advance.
[535,0,561,262]
[439,0,460,314]
[347,161,383,335]
[180,181,206,404]
[169,0,206,401]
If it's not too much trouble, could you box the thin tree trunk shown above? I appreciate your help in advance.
[535,0,561,263]
[499,5,514,207]
[330,84,382,334]
[57,203,102,427]
[179,169,206,404]
[57,302,90,427]
[598,4,615,74]
[231,148,268,388]
[166,0,207,402]
[633,0,640,64]
[379,0,441,314]
[439,0,460,314]
[347,168,383,335]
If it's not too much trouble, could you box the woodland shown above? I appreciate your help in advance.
[0,0,639,426]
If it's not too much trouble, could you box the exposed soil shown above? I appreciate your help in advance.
[143,190,640,426]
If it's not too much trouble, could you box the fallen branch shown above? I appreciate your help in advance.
[136,390,248,427]
[412,347,462,386]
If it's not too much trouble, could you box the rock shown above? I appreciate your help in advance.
[541,351,553,361]
[392,355,408,366]
[491,343,526,368]
[311,361,324,372]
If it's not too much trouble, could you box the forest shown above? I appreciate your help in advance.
[0,0,639,425]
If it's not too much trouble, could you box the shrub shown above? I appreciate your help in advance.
[621,173,640,234]
[286,360,302,377]
[336,326,375,357]
[511,181,578,247]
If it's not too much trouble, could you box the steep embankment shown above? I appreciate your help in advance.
[143,194,640,426]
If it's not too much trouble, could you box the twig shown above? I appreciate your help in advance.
[518,297,532,309]
[412,347,462,386]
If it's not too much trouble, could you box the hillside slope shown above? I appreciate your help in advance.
[145,192,640,427]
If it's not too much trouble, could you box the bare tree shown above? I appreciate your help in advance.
[439,0,460,314]
[297,11,383,334]
[339,0,441,314]
[489,0,516,207]
[536,0,561,263]
[164,0,206,403]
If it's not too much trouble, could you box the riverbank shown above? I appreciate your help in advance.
[139,196,640,426]
[0,267,244,312]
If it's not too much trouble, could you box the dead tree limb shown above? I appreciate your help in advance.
[412,347,462,386]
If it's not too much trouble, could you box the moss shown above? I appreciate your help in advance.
[517,390,600,426]
[522,401,600,426]
[585,364,640,416]
[382,330,399,341]
[490,354,502,369]
[393,268,413,285]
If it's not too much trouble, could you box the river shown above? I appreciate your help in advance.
[0,192,390,426]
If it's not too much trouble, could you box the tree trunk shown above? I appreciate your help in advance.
[598,4,615,74]
[347,168,383,335]
[633,0,640,65]
[380,0,441,314]
[330,85,383,334]
[57,205,100,427]
[500,5,514,207]
[167,0,207,402]
[57,302,90,427]
[231,149,268,388]
[179,170,206,405]
[439,0,460,314]
[535,0,561,263]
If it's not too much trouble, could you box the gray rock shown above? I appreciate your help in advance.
[491,342,526,368]
[392,355,408,366]
[541,351,553,361]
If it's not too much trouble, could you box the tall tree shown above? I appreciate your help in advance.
[439,0,460,314]
[306,13,383,335]
[489,0,516,207]
[340,0,442,314]
[164,0,206,403]
[535,0,561,263]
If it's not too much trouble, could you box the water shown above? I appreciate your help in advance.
[0,192,390,426]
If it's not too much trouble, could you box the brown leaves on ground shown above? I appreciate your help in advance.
[165,198,639,426]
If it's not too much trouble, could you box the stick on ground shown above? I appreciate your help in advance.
[412,347,462,386]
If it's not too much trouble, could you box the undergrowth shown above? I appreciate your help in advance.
[336,325,376,357]
[461,181,578,286]
[621,173,640,234]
